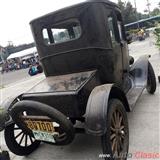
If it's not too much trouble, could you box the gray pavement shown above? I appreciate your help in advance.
[0,68,39,86]
[0,36,160,160]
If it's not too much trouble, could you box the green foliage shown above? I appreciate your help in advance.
[0,108,4,112]
[5,42,35,56]
[151,8,160,16]
[118,0,136,24]
[117,0,160,25]
[154,27,160,49]
[0,85,4,89]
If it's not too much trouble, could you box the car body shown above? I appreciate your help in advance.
[2,0,156,159]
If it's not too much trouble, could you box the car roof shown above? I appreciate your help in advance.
[30,0,118,24]
[87,0,117,6]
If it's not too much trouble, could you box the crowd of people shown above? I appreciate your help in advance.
[1,56,43,76]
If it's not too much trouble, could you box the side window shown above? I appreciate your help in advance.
[108,17,116,43]
[118,21,123,41]
[116,12,125,41]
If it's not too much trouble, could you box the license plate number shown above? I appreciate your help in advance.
[24,119,55,133]
[32,130,58,143]
[23,116,59,143]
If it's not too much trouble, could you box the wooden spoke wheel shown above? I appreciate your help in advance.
[101,99,129,160]
[110,109,126,156]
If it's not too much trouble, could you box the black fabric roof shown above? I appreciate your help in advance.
[87,0,117,6]
[30,0,118,24]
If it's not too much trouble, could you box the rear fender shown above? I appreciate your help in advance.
[85,84,129,136]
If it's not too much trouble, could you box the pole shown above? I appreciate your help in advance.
[0,48,4,63]
[146,0,151,17]
[134,0,140,29]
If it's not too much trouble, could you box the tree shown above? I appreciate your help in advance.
[151,8,160,16]
[154,27,160,49]
[117,0,148,24]
[118,0,137,24]
[5,42,35,56]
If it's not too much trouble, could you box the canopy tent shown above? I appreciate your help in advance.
[125,15,160,30]
[7,47,37,60]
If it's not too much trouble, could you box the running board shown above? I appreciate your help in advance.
[126,87,144,111]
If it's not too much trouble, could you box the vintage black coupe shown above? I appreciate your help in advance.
[1,0,156,159]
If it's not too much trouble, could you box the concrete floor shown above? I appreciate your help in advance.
[0,37,160,160]
[0,68,31,86]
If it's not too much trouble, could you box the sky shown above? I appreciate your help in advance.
[0,0,159,47]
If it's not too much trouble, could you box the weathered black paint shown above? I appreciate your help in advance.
[30,0,129,84]
[2,0,153,137]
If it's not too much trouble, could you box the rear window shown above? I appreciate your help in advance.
[42,20,81,45]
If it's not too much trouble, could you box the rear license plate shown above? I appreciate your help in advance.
[32,130,58,143]
[23,116,59,143]
[24,119,55,133]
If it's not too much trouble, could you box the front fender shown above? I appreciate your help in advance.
[126,55,150,110]
[85,84,113,136]
[130,55,149,87]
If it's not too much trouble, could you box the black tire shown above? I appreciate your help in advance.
[101,99,129,160]
[129,56,134,65]
[147,62,156,94]
[158,76,160,83]
[10,100,75,146]
[4,123,40,156]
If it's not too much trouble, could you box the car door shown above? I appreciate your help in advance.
[106,10,123,83]
[115,11,130,74]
